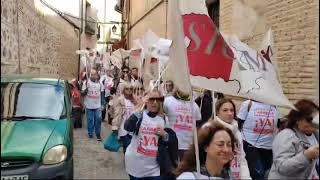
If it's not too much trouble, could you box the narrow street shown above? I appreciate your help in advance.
[73,117,128,179]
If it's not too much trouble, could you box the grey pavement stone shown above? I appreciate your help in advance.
[73,116,128,179]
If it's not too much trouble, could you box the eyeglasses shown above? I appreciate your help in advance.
[148,97,164,102]
[123,71,129,73]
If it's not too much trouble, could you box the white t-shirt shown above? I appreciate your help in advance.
[100,75,113,97]
[118,98,135,137]
[164,96,201,150]
[237,100,279,149]
[82,80,104,109]
[202,117,251,180]
[177,172,224,180]
[125,111,165,177]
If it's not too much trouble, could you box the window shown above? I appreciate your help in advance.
[1,82,66,120]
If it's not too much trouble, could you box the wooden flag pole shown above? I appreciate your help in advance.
[191,87,201,177]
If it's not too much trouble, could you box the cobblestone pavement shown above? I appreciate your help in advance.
[73,117,128,179]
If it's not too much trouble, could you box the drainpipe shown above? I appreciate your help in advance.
[78,0,83,80]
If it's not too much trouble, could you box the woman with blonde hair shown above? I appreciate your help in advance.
[176,122,236,179]
[124,89,168,180]
[112,82,137,153]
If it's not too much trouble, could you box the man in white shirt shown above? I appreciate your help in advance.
[237,99,279,180]
[81,69,104,141]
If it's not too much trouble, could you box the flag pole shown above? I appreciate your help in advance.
[168,0,201,176]
[190,88,201,177]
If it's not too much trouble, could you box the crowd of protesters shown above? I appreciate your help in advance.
[68,49,319,180]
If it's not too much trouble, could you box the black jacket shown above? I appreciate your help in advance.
[195,94,213,127]
[157,128,178,180]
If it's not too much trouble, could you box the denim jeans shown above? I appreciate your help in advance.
[129,174,161,180]
[86,108,102,137]
[243,140,273,180]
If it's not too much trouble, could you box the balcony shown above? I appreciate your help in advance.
[85,16,96,35]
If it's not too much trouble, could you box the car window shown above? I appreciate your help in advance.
[1,82,66,120]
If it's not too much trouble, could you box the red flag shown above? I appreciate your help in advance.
[182,14,234,81]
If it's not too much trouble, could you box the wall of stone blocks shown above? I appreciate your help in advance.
[220,0,319,104]
[1,0,80,79]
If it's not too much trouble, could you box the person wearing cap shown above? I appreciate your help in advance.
[112,82,137,154]
[268,99,319,179]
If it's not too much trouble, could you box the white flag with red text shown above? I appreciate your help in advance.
[177,0,293,108]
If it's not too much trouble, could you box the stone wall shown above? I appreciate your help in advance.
[220,0,319,103]
[1,0,80,79]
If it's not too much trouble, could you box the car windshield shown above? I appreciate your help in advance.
[1,82,66,120]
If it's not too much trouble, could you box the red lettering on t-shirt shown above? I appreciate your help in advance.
[174,114,193,131]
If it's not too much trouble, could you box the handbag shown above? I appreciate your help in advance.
[103,132,121,152]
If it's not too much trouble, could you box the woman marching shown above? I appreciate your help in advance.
[176,122,236,179]
[202,98,251,179]
[111,82,137,154]
[124,89,169,180]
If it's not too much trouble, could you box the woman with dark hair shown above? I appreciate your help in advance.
[176,122,236,179]
[268,99,319,179]
[202,98,251,179]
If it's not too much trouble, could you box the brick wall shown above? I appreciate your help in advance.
[220,0,319,104]
[1,0,80,79]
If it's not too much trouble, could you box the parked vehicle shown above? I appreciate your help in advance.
[1,76,73,180]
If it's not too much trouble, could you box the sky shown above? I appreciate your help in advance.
[34,0,121,22]
[34,0,121,51]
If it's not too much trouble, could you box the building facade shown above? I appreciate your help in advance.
[121,0,319,104]
[218,0,319,104]
[1,0,98,79]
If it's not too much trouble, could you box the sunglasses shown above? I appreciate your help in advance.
[123,71,129,73]
[148,97,164,102]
